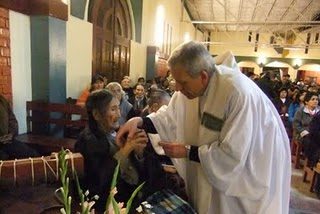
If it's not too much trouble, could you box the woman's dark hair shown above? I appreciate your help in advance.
[292,90,305,104]
[91,74,104,84]
[86,89,113,135]
[304,91,318,103]
[89,74,105,92]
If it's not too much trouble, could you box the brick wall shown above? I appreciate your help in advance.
[0,7,11,102]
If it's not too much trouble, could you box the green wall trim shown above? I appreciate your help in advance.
[130,0,142,43]
[30,16,66,103]
[48,17,67,103]
[31,16,50,101]
[146,46,157,81]
[71,0,87,19]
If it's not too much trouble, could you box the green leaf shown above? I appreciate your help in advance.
[125,182,145,214]
[105,161,120,210]
[111,196,120,214]
[74,171,84,202]
[111,161,120,189]
[58,148,71,214]
[106,194,112,213]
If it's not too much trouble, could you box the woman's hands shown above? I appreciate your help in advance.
[119,129,148,157]
[116,117,143,147]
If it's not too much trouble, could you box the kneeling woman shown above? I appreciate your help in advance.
[75,89,148,212]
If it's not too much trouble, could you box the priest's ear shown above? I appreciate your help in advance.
[200,70,209,85]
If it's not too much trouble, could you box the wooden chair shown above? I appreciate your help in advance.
[309,161,320,192]
[15,101,87,155]
[291,139,304,169]
[302,158,315,183]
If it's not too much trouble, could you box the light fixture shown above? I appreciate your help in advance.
[257,56,267,67]
[293,58,302,69]
[183,32,191,42]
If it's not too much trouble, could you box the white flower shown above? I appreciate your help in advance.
[85,190,90,196]
[93,195,99,200]
[107,202,126,214]
[60,208,67,214]
[83,201,96,211]
[110,187,118,197]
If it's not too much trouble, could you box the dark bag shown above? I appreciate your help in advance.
[142,189,196,214]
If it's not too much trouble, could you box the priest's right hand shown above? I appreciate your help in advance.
[116,117,143,147]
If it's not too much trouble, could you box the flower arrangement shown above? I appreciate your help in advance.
[56,149,144,214]
[57,149,72,214]
[105,162,145,214]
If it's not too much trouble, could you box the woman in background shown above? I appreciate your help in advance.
[106,82,134,125]
[293,91,320,155]
[288,90,306,123]
[76,74,106,107]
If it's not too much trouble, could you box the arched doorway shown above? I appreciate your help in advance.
[89,0,132,82]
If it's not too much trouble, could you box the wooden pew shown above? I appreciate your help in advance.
[15,101,87,155]
[0,152,84,213]
[0,152,84,187]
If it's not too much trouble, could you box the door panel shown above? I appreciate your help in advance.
[89,0,131,82]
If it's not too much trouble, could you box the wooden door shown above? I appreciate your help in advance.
[89,0,132,82]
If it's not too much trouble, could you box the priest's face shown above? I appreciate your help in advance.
[171,67,209,99]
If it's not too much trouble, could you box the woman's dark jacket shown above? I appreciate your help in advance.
[75,127,167,212]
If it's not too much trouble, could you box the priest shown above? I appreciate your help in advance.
[116,41,291,214]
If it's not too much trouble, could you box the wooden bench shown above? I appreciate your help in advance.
[0,152,84,213]
[291,139,304,169]
[0,152,84,186]
[308,162,320,193]
[302,158,315,184]
[15,101,87,155]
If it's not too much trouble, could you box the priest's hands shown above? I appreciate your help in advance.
[158,141,188,158]
[116,117,143,147]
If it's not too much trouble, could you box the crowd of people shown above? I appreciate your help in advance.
[247,69,320,198]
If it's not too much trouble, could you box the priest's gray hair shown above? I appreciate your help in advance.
[168,41,215,77]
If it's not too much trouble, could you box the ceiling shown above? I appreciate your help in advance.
[183,0,320,47]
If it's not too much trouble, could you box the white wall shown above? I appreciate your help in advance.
[10,11,32,134]
[180,6,203,43]
[237,61,260,74]
[141,0,200,50]
[134,0,203,80]
[300,64,320,72]
[265,61,297,79]
[130,40,146,83]
[66,15,93,98]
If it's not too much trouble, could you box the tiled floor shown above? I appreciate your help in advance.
[289,167,320,214]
